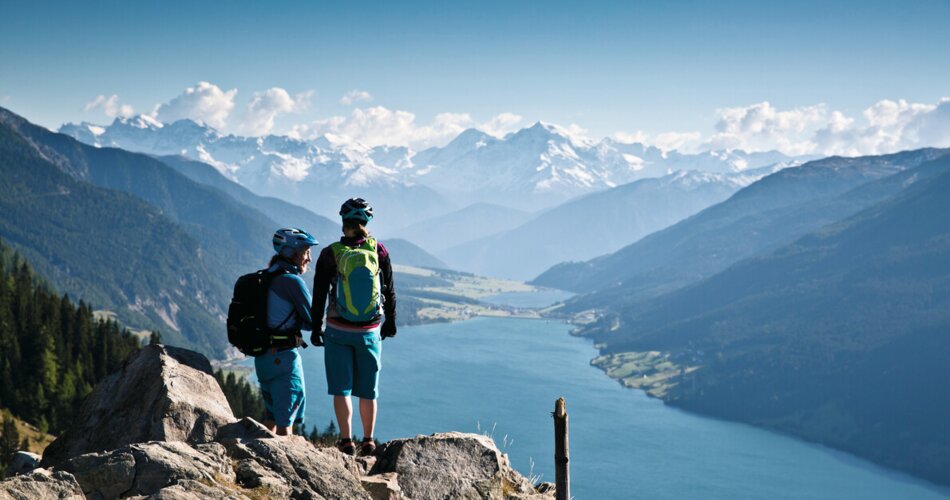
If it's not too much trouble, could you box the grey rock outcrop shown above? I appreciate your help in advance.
[371,432,553,500]
[361,472,403,500]
[1,344,551,500]
[0,468,84,499]
[41,345,235,467]
[58,441,230,498]
[4,451,40,477]
[223,433,370,499]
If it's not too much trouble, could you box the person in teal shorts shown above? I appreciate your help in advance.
[256,228,318,436]
[311,198,397,456]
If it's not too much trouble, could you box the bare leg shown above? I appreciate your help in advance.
[334,395,353,439]
[359,398,377,440]
[263,420,276,432]
[275,426,292,436]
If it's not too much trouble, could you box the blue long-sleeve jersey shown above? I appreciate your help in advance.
[266,260,313,332]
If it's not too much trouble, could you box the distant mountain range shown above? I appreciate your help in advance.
[438,169,766,280]
[379,238,449,270]
[59,117,806,233]
[383,202,532,253]
[0,107,487,355]
[543,149,950,486]
[534,148,947,301]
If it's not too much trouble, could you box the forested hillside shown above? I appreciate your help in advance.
[0,110,231,353]
[0,239,141,435]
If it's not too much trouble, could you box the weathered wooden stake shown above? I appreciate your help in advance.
[553,397,570,500]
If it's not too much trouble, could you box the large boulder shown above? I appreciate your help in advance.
[57,441,231,498]
[222,431,371,499]
[0,468,84,499]
[42,345,236,467]
[370,432,553,500]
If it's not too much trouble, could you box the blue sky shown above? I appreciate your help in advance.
[2,0,949,152]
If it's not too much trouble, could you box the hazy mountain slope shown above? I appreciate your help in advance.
[441,170,751,280]
[0,115,227,354]
[386,202,531,252]
[534,149,948,299]
[7,120,280,271]
[586,163,950,486]
[157,155,338,240]
[381,238,450,269]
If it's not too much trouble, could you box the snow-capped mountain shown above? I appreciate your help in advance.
[59,117,807,229]
[407,122,640,208]
[59,117,440,231]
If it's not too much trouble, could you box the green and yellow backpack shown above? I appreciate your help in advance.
[330,238,382,322]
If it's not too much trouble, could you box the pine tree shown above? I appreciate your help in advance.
[0,414,20,471]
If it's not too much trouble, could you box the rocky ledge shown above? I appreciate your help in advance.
[0,345,553,499]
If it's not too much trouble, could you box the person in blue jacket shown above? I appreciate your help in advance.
[256,227,319,436]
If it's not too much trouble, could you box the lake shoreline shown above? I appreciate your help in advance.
[571,324,950,495]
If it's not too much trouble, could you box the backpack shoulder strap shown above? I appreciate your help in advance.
[362,237,378,253]
[329,241,348,262]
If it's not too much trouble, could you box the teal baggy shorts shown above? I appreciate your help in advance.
[324,323,382,400]
[254,347,306,427]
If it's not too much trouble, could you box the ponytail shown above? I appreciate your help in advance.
[342,221,369,238]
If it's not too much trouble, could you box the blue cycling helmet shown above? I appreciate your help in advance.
[339,197,374,224]
[272,228,319,257]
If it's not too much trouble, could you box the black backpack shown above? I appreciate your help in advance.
[227,268,299,356]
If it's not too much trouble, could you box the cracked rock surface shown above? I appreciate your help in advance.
[371,432,553,500]
[0,468,84,499]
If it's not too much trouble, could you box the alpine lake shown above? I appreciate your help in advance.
[274,292,949,499]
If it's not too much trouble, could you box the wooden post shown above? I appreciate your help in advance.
[553,397,570,500]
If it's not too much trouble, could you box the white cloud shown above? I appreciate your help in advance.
[909,98,950,148]
[704,102,827,155]
[480,112,524,137]
[340,89,373,106]
[154,82,237,129]
[684,98,950,156]
[562,123,591,144]
[654,131,703,151]
[611,130,701,151]
[291,106,525,149]
[84,94,135,118]
[612,130,649,144]
[240,87,313,136]
[813,98,950,156]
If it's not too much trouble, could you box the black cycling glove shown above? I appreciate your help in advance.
[381,318,397,339]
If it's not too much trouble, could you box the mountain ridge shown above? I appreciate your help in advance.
[533,148,949,298]
[60,115,807,229]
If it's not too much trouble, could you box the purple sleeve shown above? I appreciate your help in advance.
[310,246,336,328]
[377,242,396,320]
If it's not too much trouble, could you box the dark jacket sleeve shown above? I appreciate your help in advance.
[310,246,336,329]
[378,242,397,321]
